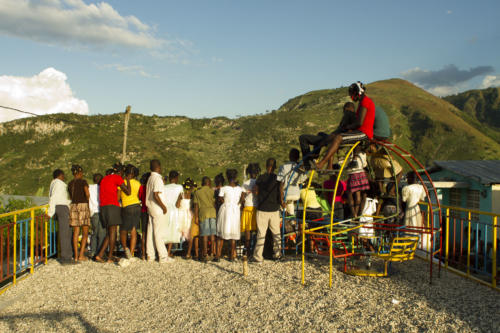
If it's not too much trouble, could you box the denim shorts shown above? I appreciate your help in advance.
[200,218,216,236]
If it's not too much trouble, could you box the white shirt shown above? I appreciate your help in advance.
[243,179,257,207]
[340,152,367,174]
[146,172,165,218]
[88,184,100,216]
[48,178,71,217]
[164,183,184,205]
[402,184,426,208]
[219,185,243,205]
[277,161,308,199]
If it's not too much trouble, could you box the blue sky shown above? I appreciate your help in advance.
[0,0,499,121]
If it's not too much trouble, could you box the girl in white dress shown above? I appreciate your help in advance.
[162,170,184,256]
[215,169,245,261]
[358,187,379,252]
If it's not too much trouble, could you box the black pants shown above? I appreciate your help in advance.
[55,205,72,260]
[299,132,332,167]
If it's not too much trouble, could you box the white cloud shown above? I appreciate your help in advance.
[97,63,159,79]
[0,0,165,50]
[0,68,88,123]
[480,75,500,89]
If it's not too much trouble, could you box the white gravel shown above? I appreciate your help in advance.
[0,256,498,332]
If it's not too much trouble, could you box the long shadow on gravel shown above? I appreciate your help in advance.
[0,311,101,332]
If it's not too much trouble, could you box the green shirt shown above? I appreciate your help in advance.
[374,106,391,139]
[193,185,216,221]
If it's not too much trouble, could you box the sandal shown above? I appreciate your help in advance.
[94,256,105,263]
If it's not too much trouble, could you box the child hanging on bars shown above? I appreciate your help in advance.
[299,102,358,170]
[343,146,370,218]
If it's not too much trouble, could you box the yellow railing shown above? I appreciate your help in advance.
[0,204,56,295]
[422,203,498,291]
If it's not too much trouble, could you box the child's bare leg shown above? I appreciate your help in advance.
[354,191,361,216]
[360,192,367,216]
[230,240,236,259]
[216,239,224,258]
[78,226,89,260]
[202,236,208,257]
[72,226,80,261]
[194,237,199,258]
[167,243,173,257]
[210,236,216,256]
[129,228,137,257]
[186,238,193,258]
[244,230,251,253]
[120,229,128,253]
[347,192,356,217]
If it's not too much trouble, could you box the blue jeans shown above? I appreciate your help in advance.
[200,218,216,236]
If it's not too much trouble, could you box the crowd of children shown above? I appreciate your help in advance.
[47,81,427,265]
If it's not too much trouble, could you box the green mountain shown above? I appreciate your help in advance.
[1,78,500,196]
[443,87,500,143]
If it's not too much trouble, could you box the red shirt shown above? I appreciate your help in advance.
[138,184,147,213]
[323,180,346,204]
[357,95,375,139]
[99,174,124,207]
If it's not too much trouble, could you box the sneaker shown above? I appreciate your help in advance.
[159,257,174,264]
[124,248,132,259]
[250,257,263,264]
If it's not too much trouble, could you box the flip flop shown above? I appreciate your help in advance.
[94,256,105,263]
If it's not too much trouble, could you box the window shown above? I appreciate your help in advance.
[466,190,480,221]
[449,188,462,219]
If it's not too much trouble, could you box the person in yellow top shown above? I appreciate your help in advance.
[120,164,142,258]
[299,182,324,253]
[368,143,403,196]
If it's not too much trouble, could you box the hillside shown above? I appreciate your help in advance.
[1,79,500,196]
[444,87,500,142]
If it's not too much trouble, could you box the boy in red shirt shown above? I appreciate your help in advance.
[316,81,375,170]
[95,163,131,263]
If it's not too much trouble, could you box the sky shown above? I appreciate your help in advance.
[0,0,499,122]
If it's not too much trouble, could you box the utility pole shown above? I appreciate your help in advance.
[121,105,131,164]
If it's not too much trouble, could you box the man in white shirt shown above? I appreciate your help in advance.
[145,159,172,263]
[89,173,106,258]
[48,169,73,264]
[277,149,308,215]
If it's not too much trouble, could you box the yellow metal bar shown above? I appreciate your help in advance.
[13,214,17,285]
[329,141,359,288]
[493,216,497,288]
[467,211,471,277]
[30,209,35,274]
[445,208,449,269]
[0,205,48,219]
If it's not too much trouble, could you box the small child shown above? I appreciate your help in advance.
[241,163,260,255]
[215,169,245,262]
[180,178,197,259]
[345,148,370,217]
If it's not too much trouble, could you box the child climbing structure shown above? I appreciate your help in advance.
[282,139,443,288]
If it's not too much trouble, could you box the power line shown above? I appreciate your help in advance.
[0,105,39,117]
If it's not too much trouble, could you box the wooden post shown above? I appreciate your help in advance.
[121,106,132,164]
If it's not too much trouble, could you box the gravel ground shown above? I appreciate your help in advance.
[0,256,498,332]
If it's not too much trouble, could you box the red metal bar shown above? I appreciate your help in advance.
[0,228,4,279]
[452,217,456,259]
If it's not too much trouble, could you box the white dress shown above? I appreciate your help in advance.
[177,195,192,240]
[402,184,426,228]
[217,185,243,240]
[162,183,184,243]
[358,197,378,237]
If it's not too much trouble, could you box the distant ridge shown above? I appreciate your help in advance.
[1,78,500,195]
